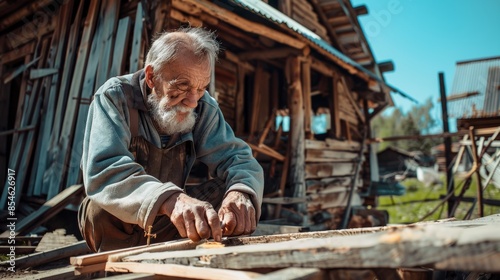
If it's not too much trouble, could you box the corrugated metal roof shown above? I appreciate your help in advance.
[227,0,417,104]
[448,56,500,118]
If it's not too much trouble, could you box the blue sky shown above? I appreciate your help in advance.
[351,0,500,129]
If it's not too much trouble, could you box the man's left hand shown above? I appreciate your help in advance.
[218,191,256,236]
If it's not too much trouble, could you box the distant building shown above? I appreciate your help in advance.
[377,146,435,182]
[447,56,500,130]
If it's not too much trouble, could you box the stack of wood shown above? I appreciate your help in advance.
[0,0,154,214]
[67,214,500,279]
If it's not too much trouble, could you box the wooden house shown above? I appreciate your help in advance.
[0,0,409,232]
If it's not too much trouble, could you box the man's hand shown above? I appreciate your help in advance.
[160,192,222,242]
[218,191,256,236]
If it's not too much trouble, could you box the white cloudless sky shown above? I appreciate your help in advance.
[351,0,500,131]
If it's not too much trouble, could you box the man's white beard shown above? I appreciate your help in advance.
[147,93,197,135]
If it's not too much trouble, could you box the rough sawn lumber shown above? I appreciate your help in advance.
[121,215,500,272]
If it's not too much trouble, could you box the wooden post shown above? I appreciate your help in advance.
[301,57,313,139]
[235,63,245,136]
[439,72,455,217]
[330,76,341,138]
[468,127,483,217]
[286,56,306,216]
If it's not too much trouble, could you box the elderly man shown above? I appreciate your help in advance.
[78,27,264,252]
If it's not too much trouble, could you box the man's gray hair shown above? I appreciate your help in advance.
[145,27,219,75]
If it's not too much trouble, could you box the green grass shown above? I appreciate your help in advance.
[378,175,500,224]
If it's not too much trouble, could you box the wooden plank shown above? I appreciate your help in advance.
[0,54,31,209]
[130,1,144,73]
[29,68,59,79]
[64,0,102,189]
[235,64,245,136]
[331,77,341,138]
[170,8,203,27]
[305,149,358,162]
[302,57,313,138]
[0,41,35,64]
[248,63,265,141]
[2,16,55,53]
[175,0,306,49]
[248,143,285,161]
[239,47,304,61]
[14,266,87,280]
[71,244,151,267]
[0,185,83,237]
[254,267,322,280]
[109,16,132,77]
[306,177,362,194]
[105,261,262,280]
[74,262,107,276]
[122,216,500,272]
[93,272,161,279]
[287,56,306,214]
[3,56,40,83]
[32,0,74,196]
[22,39,51,197]
[305,138,360,151]
[45,0,85,199]
[50,0,118,198]
[305,162,355,179]
[0,241,91,270]
[0,0,53,31]
[341,77,365,123]
[95,0,121,87]
[0,246,36,254]
[152,1,170,35]
[307,191,362,211]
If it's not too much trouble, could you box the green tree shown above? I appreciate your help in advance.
[371,97,440,154]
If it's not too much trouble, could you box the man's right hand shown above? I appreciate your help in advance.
[159,192,222,242]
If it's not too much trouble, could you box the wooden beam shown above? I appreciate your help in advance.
[29,68,59,79]
[46,0,87,199]
[170,8,203,27]
[440,91,480,102]
[0,0,53,31]
[309,0,346,53]
[310,57,334,76]
[248,63,265,141]
[340,76,365,123]
[302,57,313,139]
[0,241,91,270]
[175,0,307,50]
[254,267,322,280]
[0,41,35,64]
[286,56,306,214]
[32,0,73,196]
[235,63,245,135]
[130,1,144,73]
[331,76,341,138]
[105,262,262,280]
[120,217,500,272]
[239,47,304,61]
[64,0,102,189]
[0,185,84,237]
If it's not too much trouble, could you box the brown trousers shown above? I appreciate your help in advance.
[78,178,225,252]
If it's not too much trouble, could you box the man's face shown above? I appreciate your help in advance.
[145,49,211,134]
